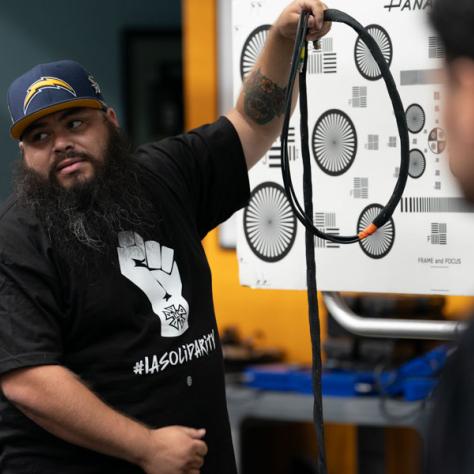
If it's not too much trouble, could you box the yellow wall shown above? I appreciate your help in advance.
[183,0,217,130]
[205,232,329,363]
[445,296,474,319]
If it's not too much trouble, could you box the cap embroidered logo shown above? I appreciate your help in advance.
[88,75,101,95]
[23,76,77,114]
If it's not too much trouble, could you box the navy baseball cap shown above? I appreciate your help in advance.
[7,59,107,140]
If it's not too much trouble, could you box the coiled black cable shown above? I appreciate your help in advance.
[279,9,410,474]
[281,9,410,242]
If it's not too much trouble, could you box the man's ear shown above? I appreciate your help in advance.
[18,141,24,155]
[104,107,120,128]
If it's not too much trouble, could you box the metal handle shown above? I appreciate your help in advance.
[323,292,466,340]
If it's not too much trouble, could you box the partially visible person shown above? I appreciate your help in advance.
[430,0,474,202]
[426,1,474,473]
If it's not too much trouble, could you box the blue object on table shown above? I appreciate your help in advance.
[290,370,376,396]
[244,365,376,397]
[244,364,299,391]
[399,345,448,378]
[378,345,448,400]
[403,378,438,401]
[243,346,448,401]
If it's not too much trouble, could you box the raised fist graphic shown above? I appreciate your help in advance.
[117,231,189,337]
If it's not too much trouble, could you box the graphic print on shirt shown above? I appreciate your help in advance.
[117,231,189,337]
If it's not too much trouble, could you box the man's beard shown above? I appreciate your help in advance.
[14,121,156,271]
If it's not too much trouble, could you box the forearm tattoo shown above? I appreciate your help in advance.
[243,68,287,125]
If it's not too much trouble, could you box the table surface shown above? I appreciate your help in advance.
[226,385,430,431]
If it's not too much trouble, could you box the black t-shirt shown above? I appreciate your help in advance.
[0,116,250,473]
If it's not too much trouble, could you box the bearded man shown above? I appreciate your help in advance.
[0,2,330,473]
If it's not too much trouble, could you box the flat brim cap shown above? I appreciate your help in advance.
[7,59,107,139]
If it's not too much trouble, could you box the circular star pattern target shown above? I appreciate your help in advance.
[244,182,297,263]
[408,149,426,179]
[240,25,271,81]
[354,24,393,81]
[357,204,395,259]
[312,109,358,176]
[405,104,426,134]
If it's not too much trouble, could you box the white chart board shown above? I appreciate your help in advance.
[234,0,474,296]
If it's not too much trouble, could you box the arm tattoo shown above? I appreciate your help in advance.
[243,69,287,125]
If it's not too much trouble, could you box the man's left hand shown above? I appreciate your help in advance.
[275,0,331,42]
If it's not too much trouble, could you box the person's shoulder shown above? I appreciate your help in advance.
[0,194,18,220]
[135,117,238,157]
[0,195,44,257]
[0,194,37,226]
[132,132,193,182]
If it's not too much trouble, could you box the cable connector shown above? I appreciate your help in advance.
[358,223,378,240]
[298,44,307,73]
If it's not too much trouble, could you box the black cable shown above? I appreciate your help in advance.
[279,9,411,474]
[299,29,327,473]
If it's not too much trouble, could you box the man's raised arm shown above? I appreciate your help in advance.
[226,0,331,170]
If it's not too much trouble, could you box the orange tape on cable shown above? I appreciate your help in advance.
[358,223,378,240]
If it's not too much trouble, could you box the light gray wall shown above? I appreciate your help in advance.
[0,0,181,201]
[218,0,234,116]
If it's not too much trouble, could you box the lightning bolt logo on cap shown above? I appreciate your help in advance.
[23,76,77,114]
